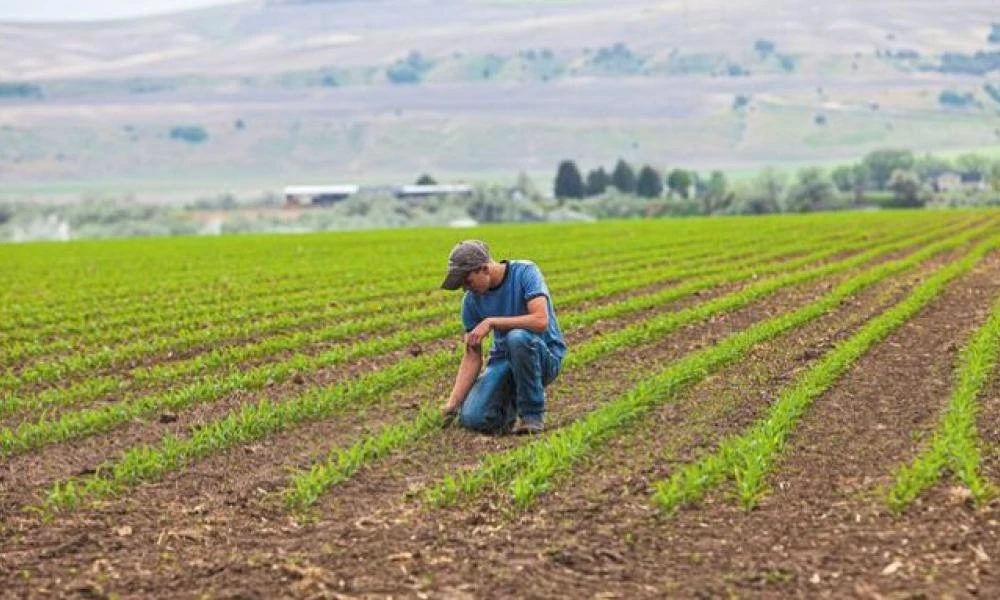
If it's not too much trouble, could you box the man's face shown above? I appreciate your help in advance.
[462,265,490,295]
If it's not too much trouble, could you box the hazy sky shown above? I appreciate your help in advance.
[0,0,238,22]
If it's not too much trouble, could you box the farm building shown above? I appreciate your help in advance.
[934,171,988,193]
[284,185,360,206]
[394,184,474,200]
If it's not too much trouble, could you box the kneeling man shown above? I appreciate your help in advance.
[440,240,566,434]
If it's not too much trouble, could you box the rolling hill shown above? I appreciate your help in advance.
[0,0,998,199]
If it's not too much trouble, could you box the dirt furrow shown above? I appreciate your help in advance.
[3,256,770,427]
[397,248,1000,599]
[0,260,760,513]
[977,350,1000,485]
[0,242,860,509]
[0,246,950,598]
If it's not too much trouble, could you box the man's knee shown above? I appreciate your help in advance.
[458,404,485,431]
[459,402,498,432]
[506,328,537,354]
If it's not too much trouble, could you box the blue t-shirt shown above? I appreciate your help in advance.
[461,260,567,362]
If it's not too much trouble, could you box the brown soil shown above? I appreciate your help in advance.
[977,338,1000,484]
[0,242,972,599]
[0,242,870,507]
[0,250,822,513]
[367,247,1000,600]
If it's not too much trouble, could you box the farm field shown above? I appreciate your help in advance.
[2,211,1000,598]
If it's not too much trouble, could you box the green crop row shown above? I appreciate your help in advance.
[3,229,713,351]
[1,221,905,418]
[4,218,787,332]
[886,288,1000,512]
[652,236,1000,514]
[3,220,856,380]
[283,223,986,510]
[2,213,953,346]
[35,218,957,511]
[43,350,461,512]
[421,229,995,510]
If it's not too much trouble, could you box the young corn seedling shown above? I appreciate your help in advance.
[887,289,1000,512]
[653,235,1000,515]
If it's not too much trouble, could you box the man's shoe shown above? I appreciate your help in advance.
[512,417,544,435]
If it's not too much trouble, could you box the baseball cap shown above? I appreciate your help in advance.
[441,240,490,290]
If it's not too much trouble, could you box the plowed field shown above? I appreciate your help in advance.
[2,212,999,598]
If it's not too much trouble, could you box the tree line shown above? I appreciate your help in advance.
[555,159,725,201]
[553,149,1000,215]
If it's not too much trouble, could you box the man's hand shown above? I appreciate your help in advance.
[442,400,461,428]
[465,318,493,347]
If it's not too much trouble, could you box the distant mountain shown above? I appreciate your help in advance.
[0,0,997,195]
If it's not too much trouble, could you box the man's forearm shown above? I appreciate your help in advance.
[447,351,482,407]
[487,313,547,334]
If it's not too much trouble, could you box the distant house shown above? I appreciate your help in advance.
[960,172,988,191]
[934,172,962,192]
[284,185,360,207]
[394,184,474,200]
[934,172,987,193]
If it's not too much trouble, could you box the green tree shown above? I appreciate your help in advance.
[754,39,776,58]
[416,173,437,185]
[666,168,693,198]
[169,125,208,144]
[0,83,42,98]
[831,164,870,204]
[831,165,854,193]
[913,153,953,182]
[611,159,637,194]
[938,90,977,108]
[739,168,787,213]
[635,165,664,198]
[885,169,925,208]
[515,171,541,201]
[554,160,585,199]
[956,153,992,177]
[701,170,730,214]
[785,167,836,212]
[585,167,610,197]
[862,148,915,190]
[386,50,433,84]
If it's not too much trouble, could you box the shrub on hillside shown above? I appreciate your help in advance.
[169,125,209,144]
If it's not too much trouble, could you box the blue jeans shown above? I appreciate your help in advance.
[459,328,561,433]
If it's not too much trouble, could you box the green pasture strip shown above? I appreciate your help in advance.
[0,219,950,433]
[2,214,877,302]
[0,236,699,353]
[886,290,1000,512]
[0,232,833,416]
[6,212,894,359]
[35,221,958,512]
[421,230,994,511]
[0,221,883,450]
[1,213,953,337]
[2,230,704,346]
[651,237,1000,515]
[1,223,579,305]
[3,218,783,330]
[2,219,854,375]
[0,221,900,401]
[0,229,812,390]
[284,224,982,510]
[1,219,688,302]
